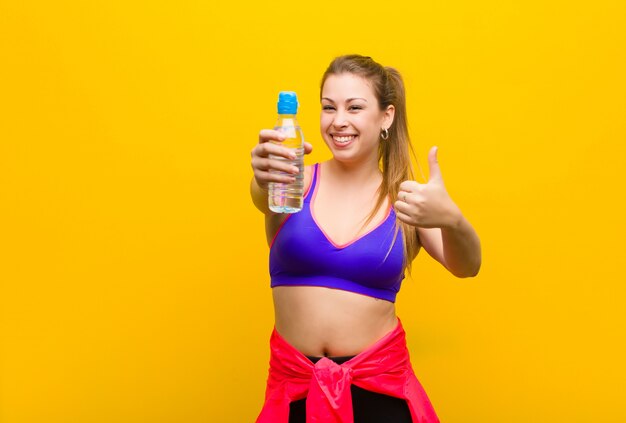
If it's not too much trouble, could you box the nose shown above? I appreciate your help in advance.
[332,110,348,128]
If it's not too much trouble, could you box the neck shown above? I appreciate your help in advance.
[326,156,382,186]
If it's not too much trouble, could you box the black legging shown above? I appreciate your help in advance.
[288,355,413,423]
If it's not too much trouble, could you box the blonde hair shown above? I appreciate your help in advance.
[320,54,420,272]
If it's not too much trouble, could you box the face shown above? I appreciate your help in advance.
[320,73,394,165]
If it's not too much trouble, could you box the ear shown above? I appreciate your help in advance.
[382,104,395,130]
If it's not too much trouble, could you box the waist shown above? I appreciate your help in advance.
[272,286,397,357]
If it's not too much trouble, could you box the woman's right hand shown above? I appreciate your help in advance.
[251,129,313,191]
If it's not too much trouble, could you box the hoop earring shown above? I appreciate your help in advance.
[381,127,389,140]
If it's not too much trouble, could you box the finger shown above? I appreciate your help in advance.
[254,169,296,185]
[252,141,297,160]
[394,200,421,220]
[258,129,287,143]
[303,141,314,155]
[394,200,411,215]
[397,190,411,203]
[394,209,418,226]
[428,146,443,182]
[252,156,299,174]
[399,180,421,193]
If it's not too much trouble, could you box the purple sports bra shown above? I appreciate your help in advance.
[269,163,405,303]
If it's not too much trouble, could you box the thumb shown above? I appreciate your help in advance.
[303,141,313,155]
[428,146,443,182]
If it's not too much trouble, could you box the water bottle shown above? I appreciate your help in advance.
[268,91,304,213]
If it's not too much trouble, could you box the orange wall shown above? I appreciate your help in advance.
[1,1,625,421]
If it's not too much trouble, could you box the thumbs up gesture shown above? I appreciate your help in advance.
[394,146,463,229]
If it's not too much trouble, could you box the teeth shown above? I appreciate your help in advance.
[334,135,355,143]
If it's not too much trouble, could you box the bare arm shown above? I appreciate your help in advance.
[395,146,481,278]
[250,177,272,215]
[417,216,481,278]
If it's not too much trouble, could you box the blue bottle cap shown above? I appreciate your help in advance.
[277,91,298,114]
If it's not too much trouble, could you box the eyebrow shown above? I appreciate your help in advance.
[321,97,368,103]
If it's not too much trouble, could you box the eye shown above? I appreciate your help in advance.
[322,105,335,111]
[349,105,364,111]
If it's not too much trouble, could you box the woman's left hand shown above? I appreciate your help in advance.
[395,146,463,229]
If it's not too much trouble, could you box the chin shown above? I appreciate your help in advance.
[329,151,364,165]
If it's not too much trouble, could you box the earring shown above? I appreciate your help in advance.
[381,127,389,140]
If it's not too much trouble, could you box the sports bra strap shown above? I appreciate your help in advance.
[304,163,319,203]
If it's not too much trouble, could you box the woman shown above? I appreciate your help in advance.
[250,54,481,423]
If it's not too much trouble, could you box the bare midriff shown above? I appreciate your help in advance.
[272,285,398,357]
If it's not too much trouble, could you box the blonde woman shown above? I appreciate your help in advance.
[250,54,481,423]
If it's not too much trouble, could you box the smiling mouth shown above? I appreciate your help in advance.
[332,135,357,144]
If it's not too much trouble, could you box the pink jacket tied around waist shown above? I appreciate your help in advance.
[256,319,440,423]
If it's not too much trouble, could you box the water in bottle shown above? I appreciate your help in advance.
[268,91,304,213]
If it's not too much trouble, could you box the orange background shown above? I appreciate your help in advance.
[1,1,625,421]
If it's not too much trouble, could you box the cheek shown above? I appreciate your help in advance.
[320,115,332,133]
[356,115,379,135]
[369,116,383,134]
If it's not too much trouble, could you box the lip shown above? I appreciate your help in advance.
[330,133,358,149]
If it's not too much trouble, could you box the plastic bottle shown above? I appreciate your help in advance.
[268,91,304,213]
